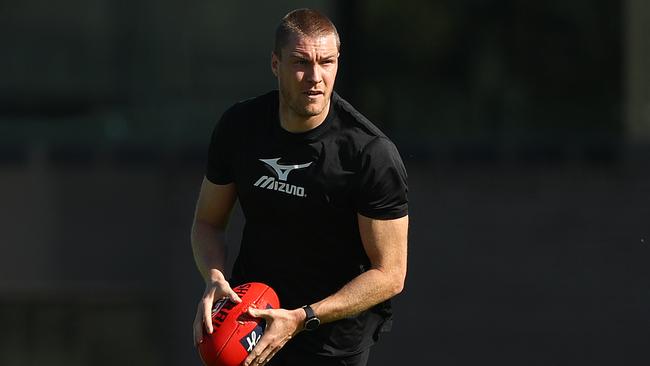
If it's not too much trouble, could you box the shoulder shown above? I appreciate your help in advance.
[332,92,387,138]
[217,90,278,130]
[330,92,399,155]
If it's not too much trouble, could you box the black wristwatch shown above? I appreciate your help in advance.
[301,305,320,331]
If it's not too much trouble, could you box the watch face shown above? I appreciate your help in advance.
[305,317,320,331]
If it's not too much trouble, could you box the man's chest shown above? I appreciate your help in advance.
[232,138,357,216]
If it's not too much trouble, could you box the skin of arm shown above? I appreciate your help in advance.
[191,178,243,345]
[244,213,409,366]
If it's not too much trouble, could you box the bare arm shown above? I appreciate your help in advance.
[244,213,409,366]
[191,177,242,344]
[191,177,236,280]
[311,214,409,322]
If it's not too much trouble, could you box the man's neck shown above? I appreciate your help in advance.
[279,100,330,133]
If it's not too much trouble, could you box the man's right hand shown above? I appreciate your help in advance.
[193,277,242,345]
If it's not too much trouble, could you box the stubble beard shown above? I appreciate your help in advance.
[293,100,326,117]
[283,89,328,118]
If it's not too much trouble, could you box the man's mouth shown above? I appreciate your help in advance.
[303,90,324,97]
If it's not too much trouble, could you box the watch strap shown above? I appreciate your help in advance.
[301,305,319,330]
[302,304,316,319]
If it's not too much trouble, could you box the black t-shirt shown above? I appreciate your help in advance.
[205,90,408,356]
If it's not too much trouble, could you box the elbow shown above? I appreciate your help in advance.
[192,218,226,234]
[374,263,406,297]
[394,279,405,296]
[389,272,406,297]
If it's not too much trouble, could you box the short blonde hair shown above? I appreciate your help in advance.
[273,8,340,58]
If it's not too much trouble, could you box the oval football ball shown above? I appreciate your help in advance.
[198,282,280,366]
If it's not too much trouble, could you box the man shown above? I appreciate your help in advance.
[191,8,408,366]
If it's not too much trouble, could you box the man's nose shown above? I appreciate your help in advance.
[305,64,322,84]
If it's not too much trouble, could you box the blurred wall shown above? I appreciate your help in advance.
[625,0,650,144]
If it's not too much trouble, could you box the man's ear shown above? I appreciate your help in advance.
[271,52,279,77]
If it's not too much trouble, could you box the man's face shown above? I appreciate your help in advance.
[272,33,339,119]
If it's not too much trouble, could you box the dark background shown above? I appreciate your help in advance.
[1,1,648,365]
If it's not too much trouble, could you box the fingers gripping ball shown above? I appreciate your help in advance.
[198,282,280,366]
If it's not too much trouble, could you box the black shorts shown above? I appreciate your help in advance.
[267,347,370,366]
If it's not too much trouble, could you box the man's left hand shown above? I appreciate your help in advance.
[242,307,305,366]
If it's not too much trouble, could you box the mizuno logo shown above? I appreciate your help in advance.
[253,157,312,198]
[253,176,306,197]
[259,158,312,181]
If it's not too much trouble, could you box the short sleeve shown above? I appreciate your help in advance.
[205,112,235,184]
[355,137,409,219]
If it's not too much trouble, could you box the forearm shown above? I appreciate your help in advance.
[311,266,404,324]
[192,215,243,345]
[191,220,228,284]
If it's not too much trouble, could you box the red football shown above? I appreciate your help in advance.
[198,282,280,366]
